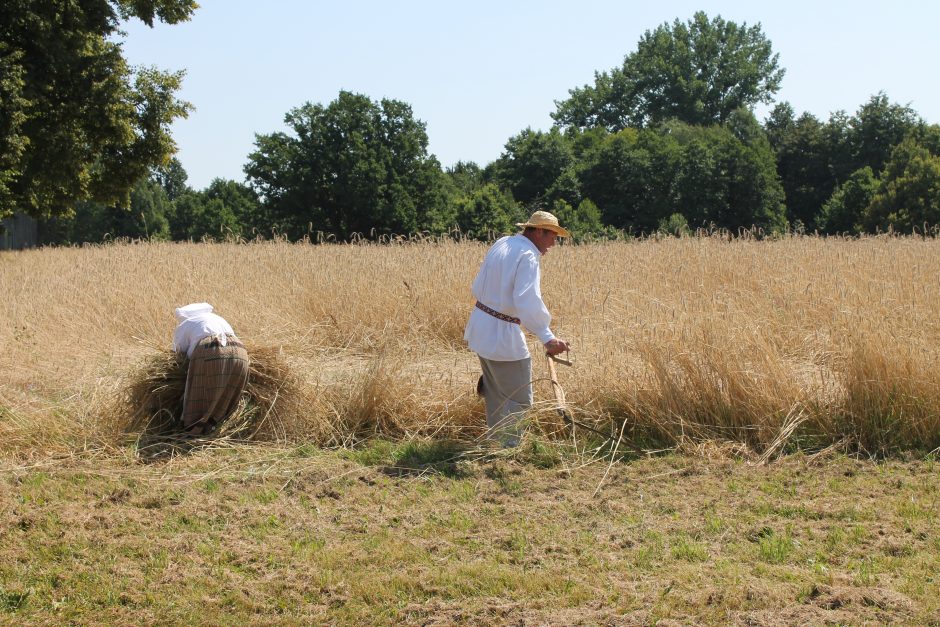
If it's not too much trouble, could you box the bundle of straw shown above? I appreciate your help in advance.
[122,350,188,438]
[119,343,333,445]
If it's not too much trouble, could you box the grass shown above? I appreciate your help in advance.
[757,528,795,564]
[1,447,937,624]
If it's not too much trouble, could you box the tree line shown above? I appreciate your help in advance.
[4,5,939,244]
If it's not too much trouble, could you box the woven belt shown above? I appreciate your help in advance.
[475,301,520,324]
[202,334,244,349]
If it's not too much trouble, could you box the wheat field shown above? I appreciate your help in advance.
[2,234,939,459]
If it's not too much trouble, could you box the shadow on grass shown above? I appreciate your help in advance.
[343,439,473,478]
[133,432,204,462]
[131,407,243,463]
[344,435,640,479]
[0,586,29,613]
[383,439,473,479]
[130,400,274,463]
[128,406,196,462]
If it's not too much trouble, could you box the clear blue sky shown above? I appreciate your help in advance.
[120,0,940,190]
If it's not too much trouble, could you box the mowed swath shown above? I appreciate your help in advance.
[1,235,939,456]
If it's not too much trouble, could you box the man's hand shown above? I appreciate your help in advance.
[545,338,570,356]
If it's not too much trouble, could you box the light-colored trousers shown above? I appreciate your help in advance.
[478,356,532,447]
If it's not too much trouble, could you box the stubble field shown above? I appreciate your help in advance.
[0,236,938,624]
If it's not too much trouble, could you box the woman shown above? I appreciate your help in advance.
[172,303,249,436]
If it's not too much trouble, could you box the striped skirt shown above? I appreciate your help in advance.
[181,335,250,433]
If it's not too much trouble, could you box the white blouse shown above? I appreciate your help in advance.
[172,303,236,357]
[464,234,555,361]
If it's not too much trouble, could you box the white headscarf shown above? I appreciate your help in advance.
[175,302,214,322]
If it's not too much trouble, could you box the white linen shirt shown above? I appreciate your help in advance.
[172,303,236,358]
[464,234,556,361]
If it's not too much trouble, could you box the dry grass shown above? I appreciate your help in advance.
[1,448,937,624]
[2,234,940,458]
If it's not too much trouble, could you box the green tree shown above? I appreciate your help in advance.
[816,167,877,235]
[0,1,196,220]
[168,192,203,240]
[671,129,727,228]
[579,114,784,233]
[910,124,940,156]
[166,179,258,241]
[445,161,484,196]
[822,110,855,185]
[554,12,783,130]
[203,179,259,237]
[763,101,795,149]
[40,177,171,244]
[124,177,171,240]
[549,198,604,239]
[489,127,574,206]
[849,92,923,175]
[764,107,833,229]
[454,183,521,239]
[673,111,786,232]
[578,127,678,231]
[153,157,191,202]
[245,91,453,239]
[862,139,940,233]
[0,45,28,215]
[543,167,583,209]
[657,212,691,236]
[765,94,922,231]
[170,194,233,241]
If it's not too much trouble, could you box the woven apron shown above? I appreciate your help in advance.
[181,335,249,432]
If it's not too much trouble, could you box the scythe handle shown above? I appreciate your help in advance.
[546,353,571,424]
[546,352,617,442]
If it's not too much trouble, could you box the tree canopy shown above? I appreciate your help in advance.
[863,138,940,233]
[766,93,929,231]
[574,112,785,233]
[12,8,940,244]
[245,91,453,240]
[0,0,196,220]
[554,12,783,131]
[488,127,575,207]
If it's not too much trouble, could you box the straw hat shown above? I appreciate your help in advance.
[516,210,571,237]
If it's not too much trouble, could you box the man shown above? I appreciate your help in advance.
[173,303,250,436]
[464,210,571,447]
